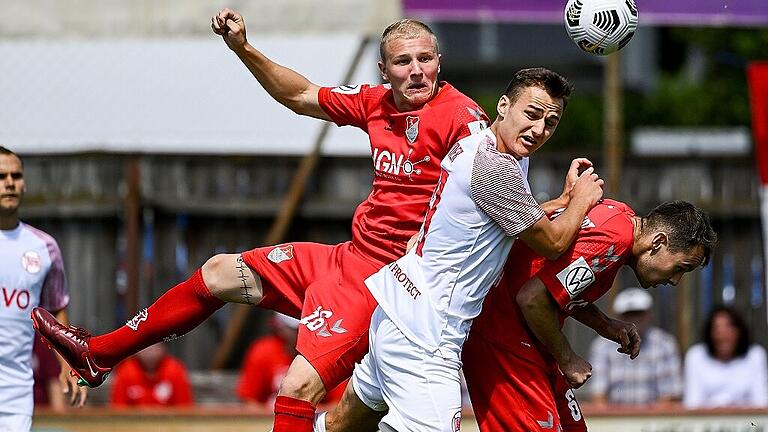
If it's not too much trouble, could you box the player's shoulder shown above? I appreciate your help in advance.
[327,83,390,102]
[18,222,60,248]
[587,200,635,231]
[430,81,487,118]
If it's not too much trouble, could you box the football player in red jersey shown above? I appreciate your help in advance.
[463,200,716,431]
[33,10,504,432]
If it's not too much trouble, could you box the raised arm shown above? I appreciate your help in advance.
[518,167,603,260]
[516,276,592,388]
[211,8,330,121]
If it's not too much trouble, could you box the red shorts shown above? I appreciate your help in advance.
[241,241,380,389]
[462,333,588,432]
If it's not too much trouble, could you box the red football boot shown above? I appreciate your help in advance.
[31,307,111,388]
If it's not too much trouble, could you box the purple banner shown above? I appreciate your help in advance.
[404,0,768,26]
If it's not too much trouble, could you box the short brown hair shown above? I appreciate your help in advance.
[503,68,574,107]
[0,146,22,167]
[642,200,717,266]
[380,19,438,62]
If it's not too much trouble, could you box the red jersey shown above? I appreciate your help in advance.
[469,199,636,367]
[318,82,489,265]
[110,355,193,407]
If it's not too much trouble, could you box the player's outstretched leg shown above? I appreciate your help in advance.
[32,253,262,387]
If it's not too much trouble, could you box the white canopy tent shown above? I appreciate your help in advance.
[0,36,380,156]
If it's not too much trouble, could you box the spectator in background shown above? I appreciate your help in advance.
[237,313,345,408]
[1,146,86,432]
[589,288,683,406]
[110,342,193,407]
[684,306,768,408]
[32,336,66,412]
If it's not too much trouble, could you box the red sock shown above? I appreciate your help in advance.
[273,396,316,432]
[89,268,225,367]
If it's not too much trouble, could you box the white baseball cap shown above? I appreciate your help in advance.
[613,288,653,314]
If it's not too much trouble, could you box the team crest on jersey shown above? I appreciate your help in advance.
[405,116,419,143]
[267,245,294,263]
[452,411,462,431]
[331,85,361,94]
[21,251,41,274]
[556,256,595,298]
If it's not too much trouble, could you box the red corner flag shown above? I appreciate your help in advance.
[747,62,768,321]
[748,62,768,185]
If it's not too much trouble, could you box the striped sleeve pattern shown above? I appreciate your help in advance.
[470,141,544,237]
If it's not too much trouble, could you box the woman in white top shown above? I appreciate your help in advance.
[683,306,768,408]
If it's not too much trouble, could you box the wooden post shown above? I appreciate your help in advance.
[604,51,623,197]
[124,157,141,317]
[603,52,624,307]
[210,36,372,369]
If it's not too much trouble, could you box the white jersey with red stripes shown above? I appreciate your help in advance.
[0,222,69,416]
[364,128,544,359]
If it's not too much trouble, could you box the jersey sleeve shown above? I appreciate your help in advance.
[448,102,490,147]
[317,85,370,130]
[536,217,632,313]
[470,147,544,237]
[40,238,70,312]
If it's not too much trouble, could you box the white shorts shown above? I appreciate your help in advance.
[352,307,463,432]
[0,413,31,432]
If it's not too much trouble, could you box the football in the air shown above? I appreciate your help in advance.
[564,0,638,55]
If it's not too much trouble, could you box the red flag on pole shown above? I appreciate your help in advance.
[748,62,768,184]
[747,61,768,322]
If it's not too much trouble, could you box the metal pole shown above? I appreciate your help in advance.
[124,157,141,317]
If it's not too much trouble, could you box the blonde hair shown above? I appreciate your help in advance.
[379,19,439,61]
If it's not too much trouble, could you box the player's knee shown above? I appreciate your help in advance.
[201,254,232,293]
[278,369,327,404]
[201,254,263,304]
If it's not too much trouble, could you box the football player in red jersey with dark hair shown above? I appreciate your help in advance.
[33,9,500,432]
[463,200,716,431]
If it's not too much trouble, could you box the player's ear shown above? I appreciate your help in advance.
[496,95,510,120]
[651,232,668,252]
[378,60,388,82]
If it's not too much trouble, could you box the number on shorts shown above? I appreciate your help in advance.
[565,388,582,421]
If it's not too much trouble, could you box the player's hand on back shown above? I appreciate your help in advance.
[568,166,603,208]
[560,354,592,389]
[212,8,248,53]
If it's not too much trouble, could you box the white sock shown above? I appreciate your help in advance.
[313,411,327,432]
